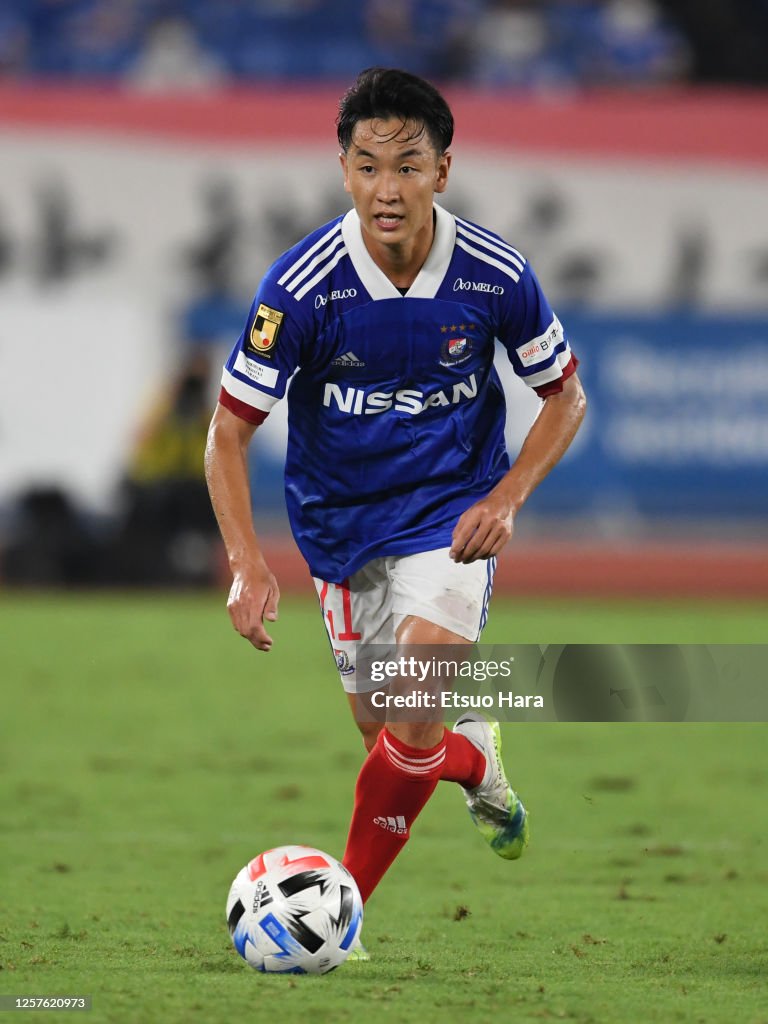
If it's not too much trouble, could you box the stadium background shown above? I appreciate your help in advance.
[1,1,767,597]
[2,5,768,1023]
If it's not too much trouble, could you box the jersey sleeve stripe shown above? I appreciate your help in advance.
[456,223,526,273]
[455,216,526,267]
[221,367,280,412]
[533,354,579,396]
[515,339,569,377]
[282,234,346,294]
[293,245,349,301]
[218,387,269,425]
[555,345,572,369]
[519,344,572,386]
[277,223,342,287]
[455,237,522,282]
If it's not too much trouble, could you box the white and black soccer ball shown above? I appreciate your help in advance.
[226,845,363,974]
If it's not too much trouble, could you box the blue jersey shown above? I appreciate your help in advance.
[220,205,577,582]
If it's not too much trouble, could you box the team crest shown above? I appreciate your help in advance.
[249,304,284,355]
[334,649,355,676]
[440,335,473,366]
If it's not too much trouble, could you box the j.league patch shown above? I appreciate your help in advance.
[249,304,283,355]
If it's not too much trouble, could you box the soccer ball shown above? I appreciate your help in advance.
[225,845,363,974]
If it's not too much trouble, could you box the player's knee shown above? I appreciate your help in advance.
[358,721,382,752]
[392,721,443,748]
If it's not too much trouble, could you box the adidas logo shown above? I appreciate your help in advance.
[251,880,273,914]
[373,815,408,835]
[332,351,366,368]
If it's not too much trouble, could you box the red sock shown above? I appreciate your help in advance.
[342,728,487,903]
[440,730,486,788]
[342,729,443,903]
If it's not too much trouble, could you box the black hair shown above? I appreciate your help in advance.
[337,67,454,155]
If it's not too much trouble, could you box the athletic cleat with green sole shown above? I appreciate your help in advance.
[346,936,370,962]
[454,711,529,860]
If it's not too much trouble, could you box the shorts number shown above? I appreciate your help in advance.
[319,579,361,641]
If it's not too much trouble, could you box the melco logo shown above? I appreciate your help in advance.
[453,278,504,295]
[315,288,357,309]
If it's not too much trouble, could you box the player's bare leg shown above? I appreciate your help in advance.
[386,614,468,748]
[346,694,383,753]
[345,617,467,751]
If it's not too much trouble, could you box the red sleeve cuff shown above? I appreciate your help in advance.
[218,387,269,426]
[533,354,579,398]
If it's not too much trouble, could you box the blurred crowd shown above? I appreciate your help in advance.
[2,1,767,588]
[0,0,765,90]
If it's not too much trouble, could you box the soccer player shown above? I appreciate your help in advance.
[205,68,586,922]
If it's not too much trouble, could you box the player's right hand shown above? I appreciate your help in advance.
[226,562,280,652]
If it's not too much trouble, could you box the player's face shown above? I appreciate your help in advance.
[340,118,451,263]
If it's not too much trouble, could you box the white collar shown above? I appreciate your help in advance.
[341,203,456,301]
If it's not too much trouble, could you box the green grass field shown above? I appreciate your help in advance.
[1,593,767,1024]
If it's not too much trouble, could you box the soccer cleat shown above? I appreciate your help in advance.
[453,712,529,860]
[346,936,370,962]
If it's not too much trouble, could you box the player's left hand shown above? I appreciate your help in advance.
[449,492,514,563]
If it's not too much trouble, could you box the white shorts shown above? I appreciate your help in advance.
[313,548,496,693]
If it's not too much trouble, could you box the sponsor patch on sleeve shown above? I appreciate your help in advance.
[242,357,279,389]
[248,304,284,355]
[516,317,563,368]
